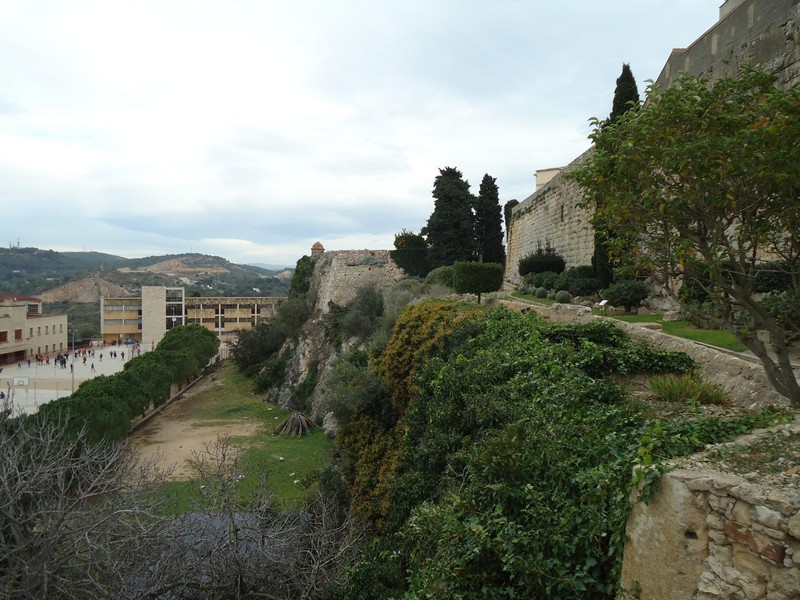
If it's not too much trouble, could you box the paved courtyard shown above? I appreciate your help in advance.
[0,346,137,415]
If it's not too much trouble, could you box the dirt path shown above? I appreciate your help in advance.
[128,379,261,480]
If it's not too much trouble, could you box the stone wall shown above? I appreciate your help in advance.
[656,0,800,90]
[312,250,406,313]
[505,0,800,288]
[621,417,800,600]
[503,148,594,285]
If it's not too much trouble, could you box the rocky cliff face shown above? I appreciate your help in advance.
[267,250,406,433]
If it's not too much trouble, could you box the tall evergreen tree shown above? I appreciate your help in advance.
[426,167,476,268]
[474,174,506,264]
[609,63,640,124]
[594,63,641,286]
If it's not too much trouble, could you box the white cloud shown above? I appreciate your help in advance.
[0,0,721,266]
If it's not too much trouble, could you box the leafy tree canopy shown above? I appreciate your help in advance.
[452,261,504,303]
[425,167,476,268]
[570,65,800,404]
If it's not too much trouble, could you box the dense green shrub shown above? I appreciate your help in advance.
[754,260,796,293]
[518,245,566,276]
[535,286,548,298]
[555,290,572,303]
[289,254,316,298]
[565,265,596,279]
[527,271,559,290]
[452,261,503,303]
[759,291,800,339]
[424,265,455,289]
[337,285,384,341]
[229,322,286,375]
[566,275,602,297]
[331,302,790,599]
[275,293,314,338]
[391,230,429,278]
[603,279,649,312]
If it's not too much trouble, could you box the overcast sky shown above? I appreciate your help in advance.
[1,1,721,267]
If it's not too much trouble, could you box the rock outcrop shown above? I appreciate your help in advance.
[267,250,406,434]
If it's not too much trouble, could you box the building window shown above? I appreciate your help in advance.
[0,331,7,342]
[29,328,33,338]
[37,327,41,336]
[45,326,49,335]
[59,324,63,333]
[15,329,22,340]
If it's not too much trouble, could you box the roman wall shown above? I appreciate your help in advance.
[312,249,406,312]
[657,0,800,90]
[504,148,594,286]
[504,0,800,288]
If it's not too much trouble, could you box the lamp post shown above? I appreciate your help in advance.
[171,317,177,330]
[70,327,75,394]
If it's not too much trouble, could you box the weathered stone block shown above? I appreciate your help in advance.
[754,505,784,530]
[788,512,800,539]
[732,499,754,526]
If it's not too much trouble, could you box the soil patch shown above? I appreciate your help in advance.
[128,380,261,481]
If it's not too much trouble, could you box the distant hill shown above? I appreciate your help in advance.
[0,247,293,301]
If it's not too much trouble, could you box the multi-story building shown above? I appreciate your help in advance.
[0,295,69,365]
[101,286,284,348]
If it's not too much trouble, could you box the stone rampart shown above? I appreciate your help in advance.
[504,148,594,286]
[656,0,800,90]
[505,0,800,288]
[312,250,406,313]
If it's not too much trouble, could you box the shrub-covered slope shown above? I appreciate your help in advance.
[328,300,787,598]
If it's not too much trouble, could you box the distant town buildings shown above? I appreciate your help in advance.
[101,286,285,348]
[0,295,68,365]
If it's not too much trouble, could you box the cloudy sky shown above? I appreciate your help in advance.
[1,1,720,267]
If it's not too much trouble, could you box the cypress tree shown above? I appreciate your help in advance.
[609,63,640,124]
[474,174,506,265]
[426,167,476,268]
[595,63,640,286]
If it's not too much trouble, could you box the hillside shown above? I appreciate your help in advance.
[0,247,292,300]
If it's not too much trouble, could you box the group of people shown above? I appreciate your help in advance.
[17,343,144,372]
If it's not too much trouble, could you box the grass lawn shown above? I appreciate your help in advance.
[157,362,331,514]
[510,292,747,353]
[608,314,747,352]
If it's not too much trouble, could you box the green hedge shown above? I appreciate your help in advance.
[31,324,219,444]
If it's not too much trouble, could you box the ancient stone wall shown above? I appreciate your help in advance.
[621,418,800,600]
[503,149,594,286]
[312,250,406,313]
[505,0,800,288]
[656,0,800,90]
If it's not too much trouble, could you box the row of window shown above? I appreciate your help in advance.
[0,324,64,342]
[104,304,142,311]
